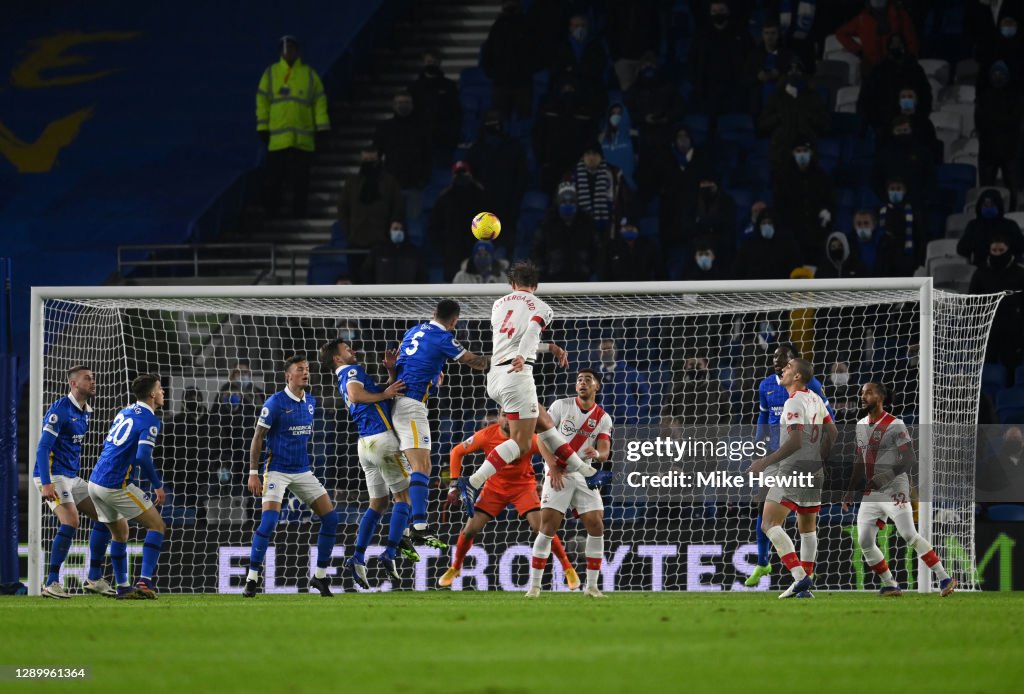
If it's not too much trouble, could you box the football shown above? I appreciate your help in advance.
[471,211,501,240]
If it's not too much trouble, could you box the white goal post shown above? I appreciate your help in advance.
[27,279,1002,595]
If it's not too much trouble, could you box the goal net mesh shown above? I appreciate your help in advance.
[31,286,1001,593]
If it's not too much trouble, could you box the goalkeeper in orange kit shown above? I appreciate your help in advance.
[440,411,579,590]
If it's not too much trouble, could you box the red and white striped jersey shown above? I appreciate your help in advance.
[547,396,612,465]
[490,290,554,365]
[855,412,912,496]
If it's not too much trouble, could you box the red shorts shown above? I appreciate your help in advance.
[474,481,541,519]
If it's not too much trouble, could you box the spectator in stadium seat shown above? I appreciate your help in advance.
[452,240,509,283]
[366,221,425,284]
[744,18,794,116]
[527,0,569,68]
[408,49,462,161]
[550,14,609,96]
[481,0,537,119]
[688,1,753,117]
[600,217,663,281]
[569,142,628,239]
[684,236,728,280]
[738,199,768,248]
[969,234,1024,370]
[816,231,867,278]
[638,124,711,255]
[531,182,602,282]
[872,116,935,207]
[976,62,1024,210]
[624,52,685,173]
[968,0,1024,67]
[847,208,893,276]
[429,160,491,281]
[958,188,1024,265]
[895,86,938,157]
[218,361,264,407]
[598,102,638,191]
[667,356,729,426]
[257,36,330,218]
[878,177,924,275]
[339,148,404,280]
[374,91,432,221]
[596,337,655,424]
[533,77,599,194]
[978,17,1024,92]
[757,69,829,171]
[734,206,801,279]
[857,33,932,136]
[607,0,662,91]
[826,361,861,421]
[162,387,209,503]
[773,141,835,263]
[687,177,737,264]
[835,0,920,77]
[466,110,528,253]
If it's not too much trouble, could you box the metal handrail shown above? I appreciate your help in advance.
[117,243,277,279]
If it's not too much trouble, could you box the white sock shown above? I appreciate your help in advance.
[859,525,897,587]
[246,569,259,582]
[799,531,817,576]
[314,567,327,579]
[530,533,553,589]
[765,525,806,580]
[894,513,950,581]
[537,428,596,476]
[468,439,520,489]
[585,534,603,589]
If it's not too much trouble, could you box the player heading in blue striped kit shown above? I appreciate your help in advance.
[88,374,168,599]
[321,339,418,588]
[33,365,117,598]
[746,343,834,587]
[391,299,491,550]
[243,355,339,598]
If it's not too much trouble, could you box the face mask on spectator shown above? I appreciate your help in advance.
[676,136,691,152]
[238,374,252,387]
[990,249,1013,268]
[395,103,412,117]
[711,12,729,27]
[981,205,999,220]
[760,224,775,239]
[621,226,639,241]
[1002,26,1018,38]
[856,225,874,241]
[829,245,844,261]
[899,97,916,111]
[359,160,378,175]
[640,66,657,80]
[609,113,622,127]
[424,64,441,77]
[223,393,241,406]
[696,253,714,271]
[218,467,232,484]
[571,27,587,42]
[888,189,905,204]
[831,371,850,387]
[473,252,493,273]
[794,151,811,167]
[559,203,577,218]
[390,227,405,243]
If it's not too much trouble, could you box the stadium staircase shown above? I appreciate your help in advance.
[227,0,499,284]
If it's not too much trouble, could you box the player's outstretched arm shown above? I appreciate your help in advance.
[382,347,399,383]
[456,351,490,371]
[749,425,802,473]
[247,426,267,496]
[135,443,165,505]
[538,342,569,368]
[346,380,405,404]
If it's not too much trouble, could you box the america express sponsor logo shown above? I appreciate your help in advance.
[287,425,313,436]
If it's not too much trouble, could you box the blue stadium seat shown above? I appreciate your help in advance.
[996,387,1024,424]
[836,187,858,209]
[830,112,865,138]
[637,216,658,238]
[937,163,976,212]
[514,209,546,258]
[1016,365,1024,386]
[988,504,1024,522]
[683,113,711,147]
[816,138,842,173]
[983,363,1008,399]
[521,190,550,212]
[716,113,755,144]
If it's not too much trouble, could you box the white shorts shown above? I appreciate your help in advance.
[34,475,90,513]
[486,368,539,419]
[765,470,824,512]
[358,431,411,498]
[88,481,154,523]
[540,471,604,516]
[391,397,431,450]
[262,470,329,506]
[858,479,914,526]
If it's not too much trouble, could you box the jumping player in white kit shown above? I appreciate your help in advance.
[843,382,956,597]
[457,261,611,512]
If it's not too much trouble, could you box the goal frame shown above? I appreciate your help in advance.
[27,278,946,595]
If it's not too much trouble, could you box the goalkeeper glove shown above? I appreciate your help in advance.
[445,481,461,508]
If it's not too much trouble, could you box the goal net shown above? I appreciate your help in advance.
[27,280,1002,594]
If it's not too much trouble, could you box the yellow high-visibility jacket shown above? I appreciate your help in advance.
[256,57,329,152]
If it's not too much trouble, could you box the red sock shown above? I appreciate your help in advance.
[870,559,890,574]
[485,447,509,472]
[586,557,602,571]
[780,552,801,571]
[802,561,814,576]
[921,549,940,567]
[453,534,473,570]
[549,535,571,570]
[531,556,548,570]
[554,444,575,467]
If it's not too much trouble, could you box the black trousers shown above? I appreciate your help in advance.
[264,148,312,217]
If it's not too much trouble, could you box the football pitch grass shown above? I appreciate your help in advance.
[3,592,1023,693]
